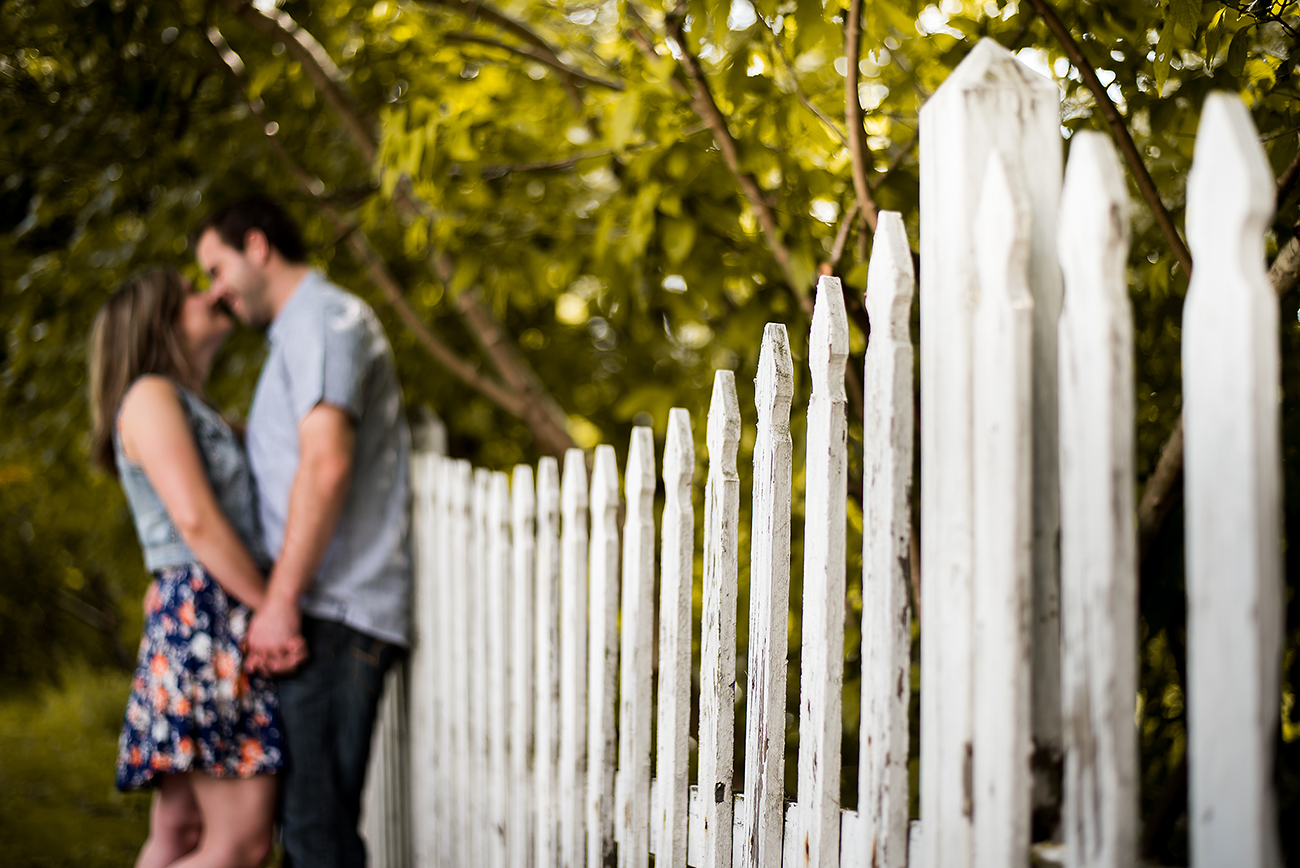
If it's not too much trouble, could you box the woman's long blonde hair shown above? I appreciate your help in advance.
[88,267,194,477]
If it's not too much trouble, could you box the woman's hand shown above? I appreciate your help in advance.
[244,593,309,676]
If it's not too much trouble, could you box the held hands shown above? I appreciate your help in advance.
[244,594,309,676]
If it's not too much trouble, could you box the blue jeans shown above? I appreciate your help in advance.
[276,616,401,868]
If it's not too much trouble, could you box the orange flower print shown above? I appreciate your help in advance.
[150,653,168,677]
[214,651,236,680]
[236,672,250,696]
[150,752,172,771]
[152,685,169,712]
[178,600,197,628]
[129,746,142,766]
[190,574,204,591]
[171,694,192,717]
[177,736,194,760]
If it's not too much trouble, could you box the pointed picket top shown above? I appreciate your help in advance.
[538,456,560,517]
[1187,92,1273,267]
[562,448,589,515]
[865,211,915,345]
[975,152,1034,312]
[708,370,742,474]
[513,464,536,529]
[1058,131,1130,308]
[626,425,655,501]
[809,275,850,401]
[927,36,1057,107]
[755,323,795,427]
[664,408,695,495]
[591,445,618,518]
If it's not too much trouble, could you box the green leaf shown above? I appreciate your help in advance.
[661,216,696,263]
[1204,7,1226,65]
[1169,0,1202,35]
[450,254,480,297]
[1226,28,1249,78]
[610,89,640,151]
[247,58,284,101]
[1154,24,1175,95]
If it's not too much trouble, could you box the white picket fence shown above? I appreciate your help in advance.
[358,38,1285,868]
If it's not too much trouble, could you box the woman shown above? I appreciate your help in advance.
[89,267,302,868]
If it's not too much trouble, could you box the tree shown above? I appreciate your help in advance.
[5,0,1300,860]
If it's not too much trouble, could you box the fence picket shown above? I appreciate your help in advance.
[919,39,1062,867]
[700,372,741,868]
[857,211,915,868]
[971,154,1035,868]
[796,276,850,868]
[587,446,621,868]
[1183,92,1284,868]
[561,449,590,868]
[741,324,795,868]
[537,457,563,868]
[512,465,539,868]
[451,461,474,863]
[658,409,696,868]
[1057,130,1138,868]
[435,458,454,868]
[475,469,494,866]
[489,471,513,868]
[407,454,438,867]
[617,427,656,868]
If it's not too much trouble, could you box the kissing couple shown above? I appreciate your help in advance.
[89,196,412,868]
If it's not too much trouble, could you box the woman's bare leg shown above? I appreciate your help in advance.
[135,774,202,868]
[168,773,277,868]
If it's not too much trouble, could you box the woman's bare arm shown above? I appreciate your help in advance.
[118,376,268,610]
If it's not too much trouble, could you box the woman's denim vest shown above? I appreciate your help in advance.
[114,381,270,573]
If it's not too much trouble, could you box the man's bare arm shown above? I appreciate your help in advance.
[245,403,355,674]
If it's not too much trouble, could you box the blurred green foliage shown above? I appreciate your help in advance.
[4,0,1300,862]
[0,668,151,867]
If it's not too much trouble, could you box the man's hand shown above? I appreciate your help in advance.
[245,594,309,676]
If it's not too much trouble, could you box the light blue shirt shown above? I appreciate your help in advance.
[247,270,412,646]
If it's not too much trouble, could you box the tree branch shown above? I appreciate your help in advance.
[224,0,377,162]
[446,31,624,91]
[1024,0,1194,277]
[217,9,579,455]
[844,0,880,234]
[481,124,708,177]
[872,130,918,191]
[1276,144,1300,211]
[415,0,622,90]
[755,14,849,147]
[662,9,809,312]
[205,23,586,455]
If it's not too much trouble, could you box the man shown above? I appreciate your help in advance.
[195,197,412,868]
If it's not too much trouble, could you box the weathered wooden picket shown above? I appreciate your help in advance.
[357,38,1285,868]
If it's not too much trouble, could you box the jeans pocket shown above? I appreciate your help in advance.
[349,637,394,699]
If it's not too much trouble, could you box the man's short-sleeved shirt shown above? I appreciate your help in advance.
[247,270,412,646]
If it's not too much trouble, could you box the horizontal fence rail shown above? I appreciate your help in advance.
[357,38,1287,868]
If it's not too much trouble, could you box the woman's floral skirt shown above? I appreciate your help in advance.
[116,563,284,791]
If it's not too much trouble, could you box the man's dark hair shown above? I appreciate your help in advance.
[195,196,308,263]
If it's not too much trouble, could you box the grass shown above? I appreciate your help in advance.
[0,668,151,867]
